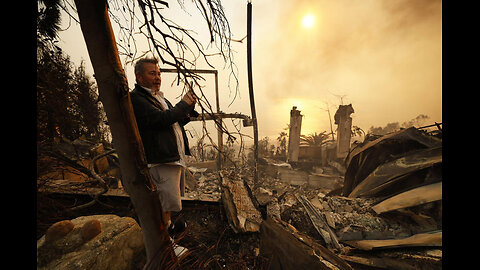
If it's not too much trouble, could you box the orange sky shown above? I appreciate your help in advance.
[57,0,442,145]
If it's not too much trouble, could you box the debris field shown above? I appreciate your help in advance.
[37,118,442,269]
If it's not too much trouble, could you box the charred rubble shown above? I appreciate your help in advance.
[37,107,443,269]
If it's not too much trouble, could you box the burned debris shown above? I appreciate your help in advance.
[37,103,442,269]
[343,126,442,198]
[216,105,442,269]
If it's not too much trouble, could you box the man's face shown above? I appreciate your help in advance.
[136,63,161,92]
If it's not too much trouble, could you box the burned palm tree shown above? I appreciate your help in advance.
[300,131,330,146]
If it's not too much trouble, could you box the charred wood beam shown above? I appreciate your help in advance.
[339,251,442,270]
[344,231,442,250]
[220,172,262,233]
[260,217,353,270]
[160,68,217,74]
[189,113,253,126]
[417,122,442,131]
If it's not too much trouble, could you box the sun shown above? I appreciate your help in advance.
[301,14,315,29]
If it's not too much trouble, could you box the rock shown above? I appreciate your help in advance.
[321,201,331,212]
[259,187,272,196]
[310,197,323,210]
[343,204,353,213]
[255,187,275,205]
[80,219,102,241]
[324,212,336,229]
[266,199,281,220]
[313,166,323,174]
[45,220,75,244]
[37,214,145,270]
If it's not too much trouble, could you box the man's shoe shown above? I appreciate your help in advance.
[168,218,187,238]
[169,236,188,257]
[173,243,188,257]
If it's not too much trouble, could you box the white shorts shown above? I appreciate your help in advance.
[148,164,185,212]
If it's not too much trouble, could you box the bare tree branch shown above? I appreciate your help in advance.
[66,149,116,212]
[107,0,243,162]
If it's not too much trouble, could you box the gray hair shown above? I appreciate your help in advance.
[134,57,159,75]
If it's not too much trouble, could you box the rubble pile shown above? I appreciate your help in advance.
[37,137,121,193]
[343,127,441,199]
[184,169,222,201]
[220,126,442,269]
[37,125,442,269]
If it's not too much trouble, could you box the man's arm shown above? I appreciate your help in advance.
[179,107,199,126]
[131,93,192,130]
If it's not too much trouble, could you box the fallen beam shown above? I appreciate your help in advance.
[189,113,253,126]
[260,217,353,270]
[339,255,399,269]
[220,172,262,233]
[339,251,442,270]
[372,181,442,214]
[344,231,442,250]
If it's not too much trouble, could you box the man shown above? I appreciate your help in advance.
[130,57,198,254]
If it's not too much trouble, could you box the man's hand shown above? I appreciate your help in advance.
[182,90,197,106]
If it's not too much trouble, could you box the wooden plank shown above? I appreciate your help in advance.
[344,231,442,250]
[339,255,394,269]
[220,173,262,233]
[260,217,352,270]
[339,254,441,270]
[372,182,442,214]
[292,228,354,270]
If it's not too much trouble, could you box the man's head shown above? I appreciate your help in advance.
[134,57,161,92]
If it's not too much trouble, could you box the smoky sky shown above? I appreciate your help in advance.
[256,0,441,99]
[56,0,442,140]
[249,0,441,136]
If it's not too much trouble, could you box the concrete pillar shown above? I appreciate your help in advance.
[334,104,354,159]
[287,106,302,162]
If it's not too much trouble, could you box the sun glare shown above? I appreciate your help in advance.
[301,14,315,29]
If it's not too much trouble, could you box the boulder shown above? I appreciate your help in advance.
[37,215,145,270]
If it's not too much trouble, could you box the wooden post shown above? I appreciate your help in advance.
[214,71,224,170]
[74,0,173,268]
[247,1,259,182]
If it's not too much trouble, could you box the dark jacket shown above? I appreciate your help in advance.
[130,84,199,164]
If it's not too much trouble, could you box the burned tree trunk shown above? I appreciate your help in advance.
[73,0,173,268]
